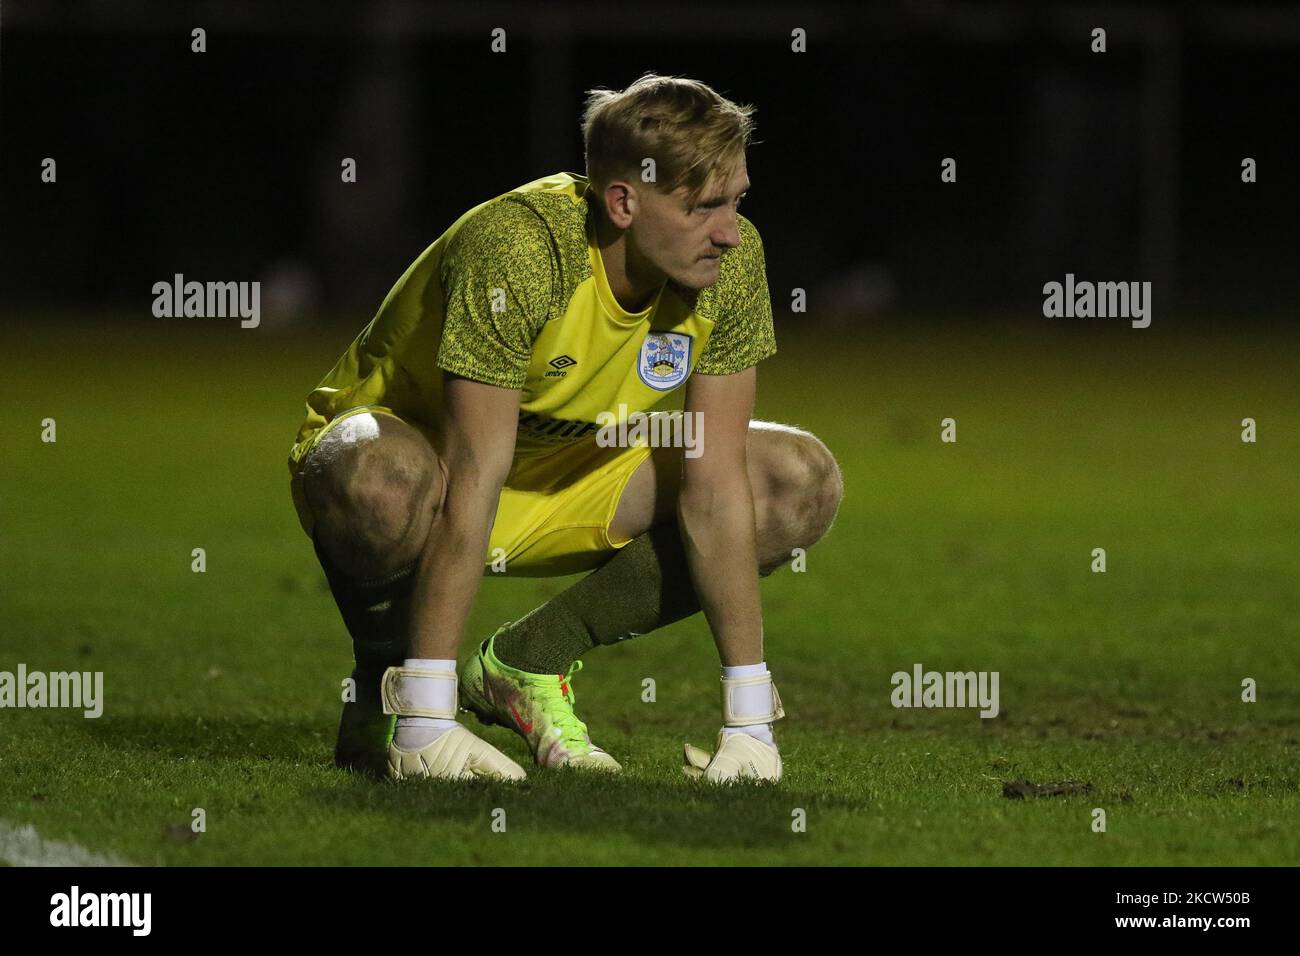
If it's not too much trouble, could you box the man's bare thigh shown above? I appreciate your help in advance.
[607,420,810,543]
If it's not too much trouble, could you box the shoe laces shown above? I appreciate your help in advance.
[520,660,590,747]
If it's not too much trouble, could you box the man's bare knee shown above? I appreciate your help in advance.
[751,425,844,572]
[797,432,844,540]
[302,415,443,579]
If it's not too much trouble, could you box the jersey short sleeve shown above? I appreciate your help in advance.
[437,199,556,389]
[691,214,777,376]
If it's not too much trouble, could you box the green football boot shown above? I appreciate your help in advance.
[459,628,621,772]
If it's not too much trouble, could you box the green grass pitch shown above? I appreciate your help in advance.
[1,314,1297,865]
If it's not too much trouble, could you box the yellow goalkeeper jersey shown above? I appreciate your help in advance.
[289,171,775,464]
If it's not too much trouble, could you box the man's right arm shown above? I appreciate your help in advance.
[405,373,518,660]
[403,200,554,660]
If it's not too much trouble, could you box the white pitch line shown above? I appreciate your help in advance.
[0,819,137,867]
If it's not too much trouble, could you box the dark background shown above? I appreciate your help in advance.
[2,0,1297,323]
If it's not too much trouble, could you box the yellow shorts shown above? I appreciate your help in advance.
[288,405,654,578]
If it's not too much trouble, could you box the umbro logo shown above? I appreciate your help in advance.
[545,354,577,378]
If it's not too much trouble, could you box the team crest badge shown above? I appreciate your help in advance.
[637,331,692,391]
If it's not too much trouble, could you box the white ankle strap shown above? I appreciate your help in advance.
[721,673,785,726]
[380,666,459,719]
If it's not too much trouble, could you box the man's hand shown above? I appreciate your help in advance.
[682,660,785,784]
[405,373,519,659]
[683,731,783,784]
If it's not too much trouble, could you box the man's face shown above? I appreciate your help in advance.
[627,161,750,291]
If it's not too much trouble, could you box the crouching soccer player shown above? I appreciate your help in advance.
[286,73,843,784]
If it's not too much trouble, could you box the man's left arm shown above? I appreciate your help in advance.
[675,215,786,781]
[677,365,763,666]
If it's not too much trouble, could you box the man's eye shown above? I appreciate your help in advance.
[694,201,740,215]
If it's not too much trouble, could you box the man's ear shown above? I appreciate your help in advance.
[603,181,636,229]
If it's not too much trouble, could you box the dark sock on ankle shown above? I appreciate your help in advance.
[493,524,703,673]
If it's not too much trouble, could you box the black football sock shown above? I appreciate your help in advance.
[492,523,703,673]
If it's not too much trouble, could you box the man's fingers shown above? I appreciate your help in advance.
[683,742,713,775]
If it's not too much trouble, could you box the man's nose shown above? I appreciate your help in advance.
[713,213,742,249]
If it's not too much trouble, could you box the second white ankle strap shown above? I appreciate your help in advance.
[721,672,785,726]
[381,666,459,720]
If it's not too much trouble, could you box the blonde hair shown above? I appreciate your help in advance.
[581,73,756,208]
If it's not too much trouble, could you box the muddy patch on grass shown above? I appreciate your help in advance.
[1002,778,1094,799]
